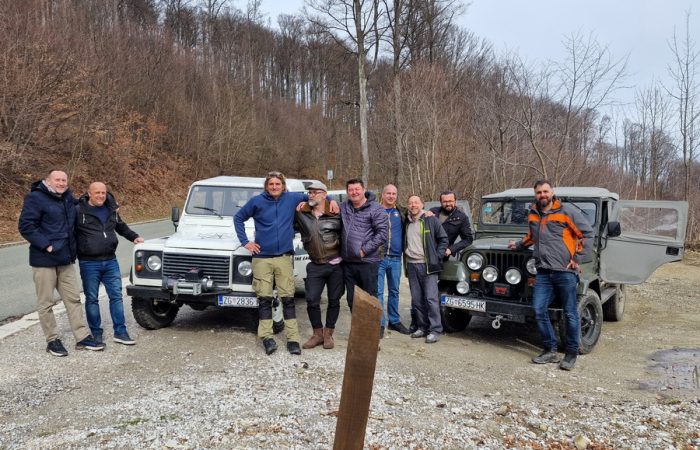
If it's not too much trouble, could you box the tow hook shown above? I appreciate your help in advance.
[492,315,503,329]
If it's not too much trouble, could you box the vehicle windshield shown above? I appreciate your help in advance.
[185,186,261,216]
[481,199,597,226]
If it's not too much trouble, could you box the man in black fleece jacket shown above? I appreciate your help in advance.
[76,182,143,346]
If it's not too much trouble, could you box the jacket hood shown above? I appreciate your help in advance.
[31,180,73,199]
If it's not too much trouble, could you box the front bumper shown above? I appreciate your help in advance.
[126,285,256,306]
[440,292,563,323]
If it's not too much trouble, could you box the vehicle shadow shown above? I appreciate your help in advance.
[446,316,544,357]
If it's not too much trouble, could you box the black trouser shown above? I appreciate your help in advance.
[305,262,344,329]
[343,261,379,310]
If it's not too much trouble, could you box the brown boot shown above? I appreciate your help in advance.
[323,328,335,349]
[302,328,324,349]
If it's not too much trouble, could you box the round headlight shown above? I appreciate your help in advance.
[505,268,522,285]
[146,255,162,271]
[526,257,537,275]
[483,266,498,283]
[467,253,484,271]
[135,250,144,259]
[456,281,470,294]
[238,260,252,277]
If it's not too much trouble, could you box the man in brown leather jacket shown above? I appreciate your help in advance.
[295,181,344,349]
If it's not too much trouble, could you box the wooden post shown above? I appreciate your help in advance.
[333,286,382,450]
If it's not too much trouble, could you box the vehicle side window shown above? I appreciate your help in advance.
[619,206,680,238]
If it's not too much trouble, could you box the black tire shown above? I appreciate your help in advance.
[273,319,285,334]
[559,291,603,354]
[440,305,471,333]
[603,285,626,322]
[132,297,179,330]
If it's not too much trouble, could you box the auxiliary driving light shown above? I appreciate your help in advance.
[483,266,498,283]
[505,268,522,285]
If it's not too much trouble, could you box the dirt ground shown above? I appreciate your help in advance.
[0,254,698,449]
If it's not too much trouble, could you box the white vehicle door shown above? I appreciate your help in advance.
[600,200,688,284]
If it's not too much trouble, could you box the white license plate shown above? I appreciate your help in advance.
[441,296,486,312]
[217,295,258,307]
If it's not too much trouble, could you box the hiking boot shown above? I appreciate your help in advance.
[379,326,385,339]
[302,328,324,349]
[410,329,426,339]
[532,350,560,364]
[323,328,335,349]
[287,341,301,355]
[389,321,410,335]
[113,333,136,346]
[559,353,577,371]
[46,339,68,357]
[425,332,440,344]
[76,336,106,351]
[263,338,277,355]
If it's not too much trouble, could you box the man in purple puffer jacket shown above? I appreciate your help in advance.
[340,178,388,311]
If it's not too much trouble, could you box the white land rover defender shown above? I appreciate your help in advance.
[126,176,312,330]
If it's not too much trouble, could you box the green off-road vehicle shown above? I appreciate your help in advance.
[438,187,688,353]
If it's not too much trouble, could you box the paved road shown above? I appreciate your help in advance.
[0,219,174,322]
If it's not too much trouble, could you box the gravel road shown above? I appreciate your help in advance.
[1,256,699,449]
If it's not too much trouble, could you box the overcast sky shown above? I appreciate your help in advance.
[255,0,698,116]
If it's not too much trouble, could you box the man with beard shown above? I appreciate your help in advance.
[294,182,344,350]
[429,190,473,259]
[508,180,593,371]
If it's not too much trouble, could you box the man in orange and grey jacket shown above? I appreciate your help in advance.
[509,180,593,371]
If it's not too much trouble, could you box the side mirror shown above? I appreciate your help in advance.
[606,221,621,238]
[172,206,180,231]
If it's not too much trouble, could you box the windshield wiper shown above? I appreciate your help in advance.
[193,206,223,219]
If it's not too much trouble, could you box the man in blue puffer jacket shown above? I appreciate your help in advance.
[18,169,104,356]
[340,178,388,312]
[234,171,308,356]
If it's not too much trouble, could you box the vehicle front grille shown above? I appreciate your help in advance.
[163,253,231,285]
[482,251,529,274]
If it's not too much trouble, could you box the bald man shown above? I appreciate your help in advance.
[76,182,144,346]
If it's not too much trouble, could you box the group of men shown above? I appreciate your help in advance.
[18,170,590,371]
[234,172,474,355]
[19,170,142,357]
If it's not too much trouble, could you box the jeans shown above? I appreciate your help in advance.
[377,256,402,327]
[305,262,344,329]
[79,258,127,338]
[533,269,580,354]
[407,263,442,334]
[343,261,379,310]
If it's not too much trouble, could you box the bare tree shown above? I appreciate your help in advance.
[667,10,699,201]
[306,0,385,185]
[507,32,627,184]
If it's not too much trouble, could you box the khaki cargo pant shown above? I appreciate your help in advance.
[33,265,90,343]
[252,256,299,342]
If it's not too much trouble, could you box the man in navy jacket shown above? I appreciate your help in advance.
[18,169,104,356]
[340,178,388,311]
[234,172,308,356]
